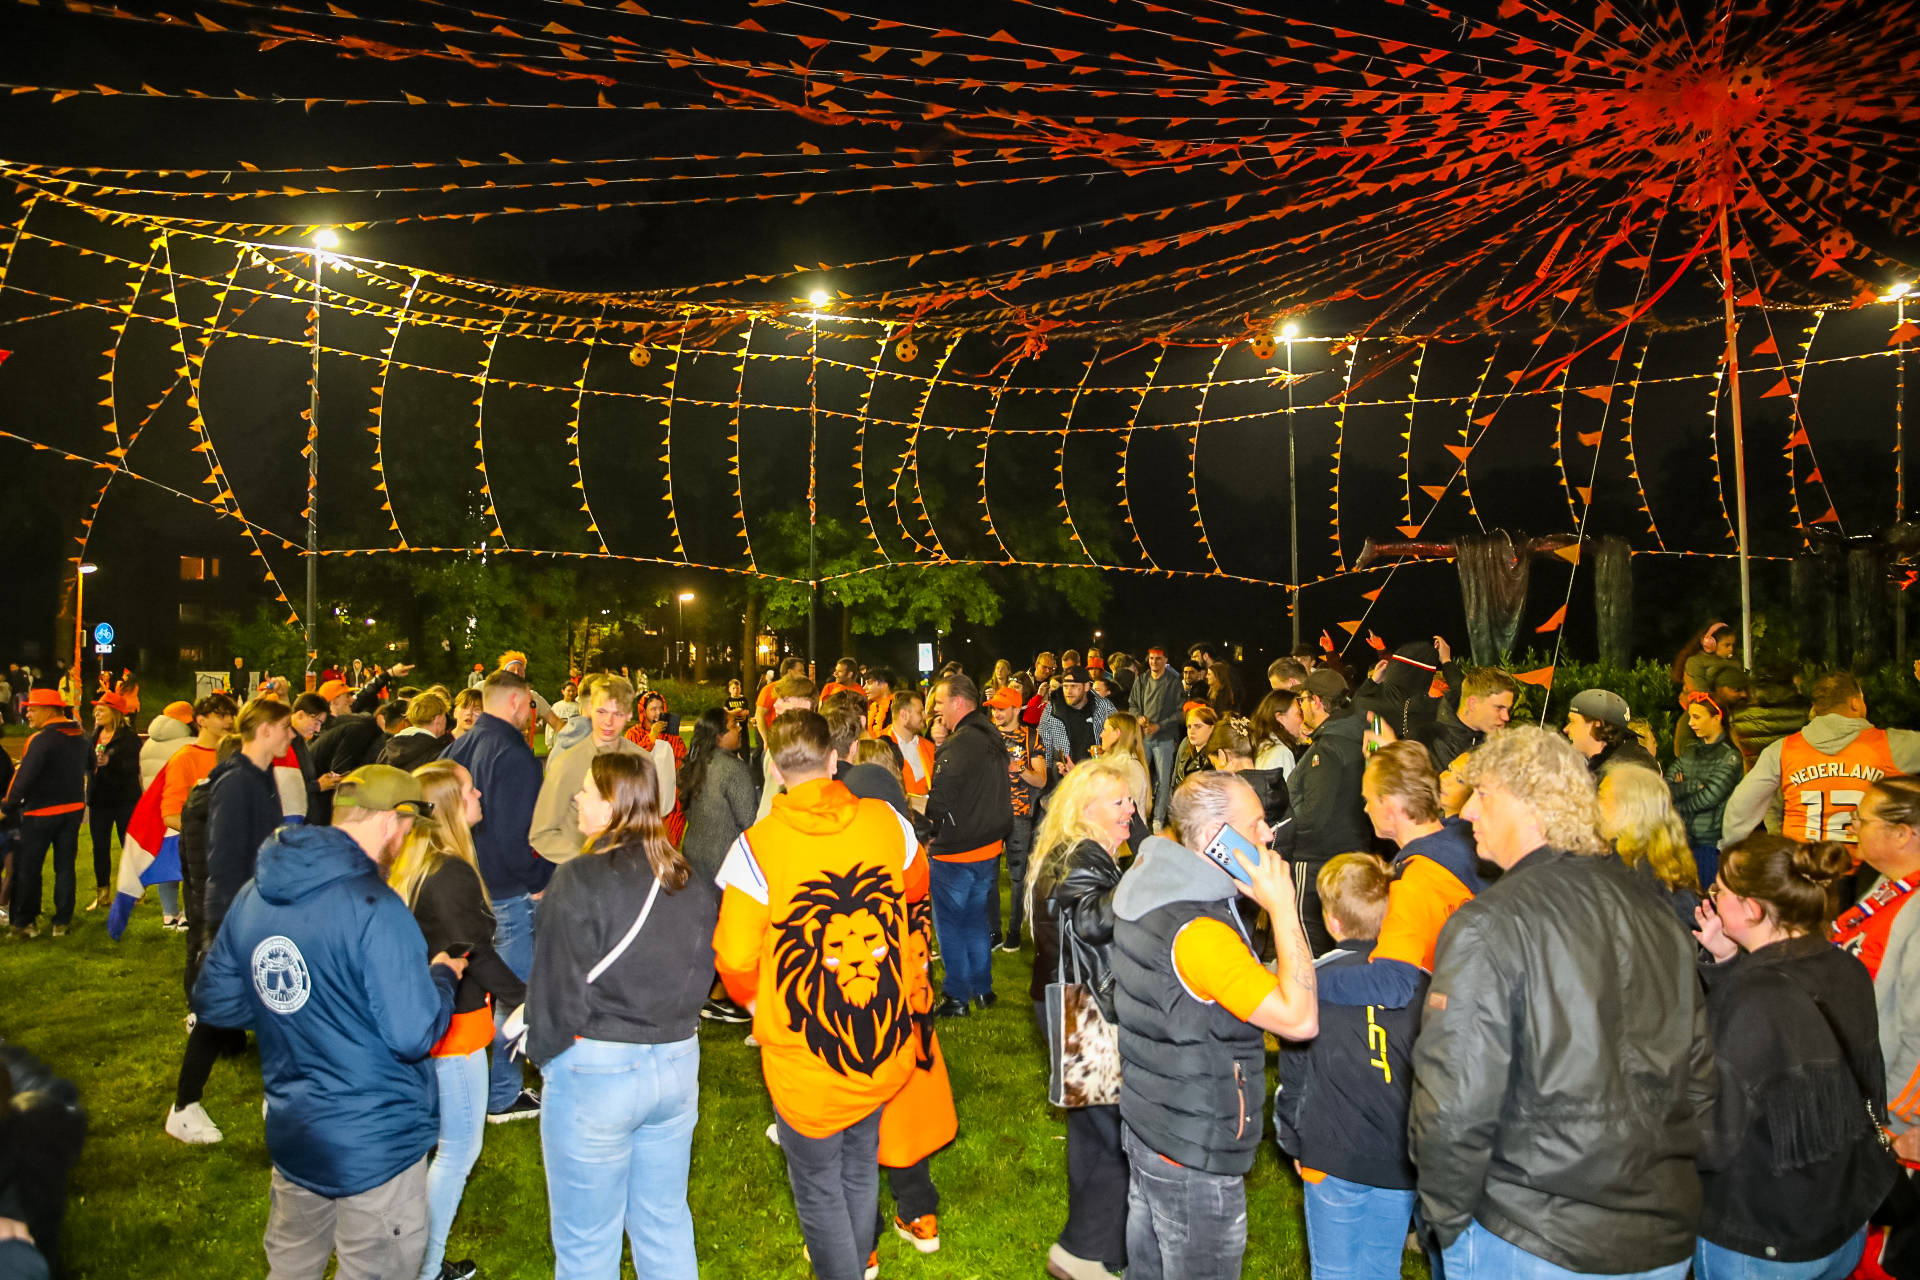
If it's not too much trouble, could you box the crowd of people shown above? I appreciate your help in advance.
[0,628,1918,1280]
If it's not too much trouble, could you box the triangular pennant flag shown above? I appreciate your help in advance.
[1786,427,1811,448]
[1577,431,1603,446]
[1337,620,1362,635]
[1552,543,1582,564]
[1577,487,1593,505]
[1471,412,1497,427]
[1751,335,1779,355]
[1444,444,1472,462]
[1361,589,1383,602]
[1419,485,1448,500]
[1514,666,1556,687]
[1762,377,1793,398]
[1805,468,1824,483]
[1534,604,1568,633]
[1891,320,1920,346]
[1811,506,1840,524]
[1397,524,1423,537]
[1575,386,1613,403]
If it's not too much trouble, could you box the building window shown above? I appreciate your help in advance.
[179,556,205,580]
[179,603,205,623]
[179,647,203,663]
[210,557,221,578]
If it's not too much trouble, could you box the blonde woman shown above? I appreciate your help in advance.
[1597,764,1703,933]
[1098,712,1153,835]
[1025,757,1138,1279]
[984,658,1016,697]
[390,760,526,1280]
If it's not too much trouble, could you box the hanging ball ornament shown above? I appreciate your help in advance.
[1248,335,1276,361]
[1818,227,1856,261]
[628,344,652,367]
[895,335,920,363]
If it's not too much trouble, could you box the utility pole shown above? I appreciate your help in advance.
[807,293,825,676]
[1285,324,1300,648]
[307,231,336,687]
[1718,207,1754,672]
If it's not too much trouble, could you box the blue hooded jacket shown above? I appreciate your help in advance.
[192,822,456,1198]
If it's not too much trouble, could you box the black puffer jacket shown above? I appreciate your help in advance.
[920,706,1014,858]
[1411,699,1483,775]
[1029,837,1123,1016]
[1290,709,1368,865]
[1410,847,1715,1272]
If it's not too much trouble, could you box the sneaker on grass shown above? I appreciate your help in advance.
[164,1102,223,1145]
[436,1261,477,1280]
[486,1087,541,1124]
[700,996,751,1023]
[895,1213,940,1253]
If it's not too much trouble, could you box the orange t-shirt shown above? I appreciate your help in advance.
[434,1003,495,1057]
[161,743,219,823]
[820,682,857,702]
[1172,917,1276,1022]
[1371,856,1477,973]
[714,778,928,1138]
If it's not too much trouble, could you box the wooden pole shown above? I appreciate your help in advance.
[1719,206,1754,671]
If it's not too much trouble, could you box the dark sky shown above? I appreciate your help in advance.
[1,0,1911,673]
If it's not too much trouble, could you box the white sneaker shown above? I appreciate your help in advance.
[766,1121,780,1146]
[165,1102,223,1145]
[744,1032,760,1047]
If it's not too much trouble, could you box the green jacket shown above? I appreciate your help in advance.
[1665,738,1743,844]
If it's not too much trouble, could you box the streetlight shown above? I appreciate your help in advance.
[678,592,695,680]
[809,289,829,308]
[72,562,97,716]
[304,230,338,689]
[1283,324,1300,645]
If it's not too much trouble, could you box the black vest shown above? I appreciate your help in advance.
[1112,895,1268,1175]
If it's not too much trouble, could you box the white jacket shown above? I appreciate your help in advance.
[139,714,195,790]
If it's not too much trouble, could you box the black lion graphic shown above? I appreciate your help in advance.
[772,863,912,1078]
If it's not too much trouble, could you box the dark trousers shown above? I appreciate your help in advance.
[1689,839,1720,894]
[12,811,82,928]
[1122,1121,1248,1280]
[1294,859,1337,957]
[88,799,135,890]
[1060,1104,1129,1268]
[990,815,1034,946]
[174,1019,248,1109]
[884,1157,939,1222]
[775,1104,883,1280]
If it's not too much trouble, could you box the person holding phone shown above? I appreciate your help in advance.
[1111,770,1319,1280]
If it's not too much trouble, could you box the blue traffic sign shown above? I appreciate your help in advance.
[93,622,115,646]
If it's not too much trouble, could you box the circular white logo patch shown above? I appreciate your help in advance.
[251,936,311,1016]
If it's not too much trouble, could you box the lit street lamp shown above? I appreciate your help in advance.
[678,592,695,680]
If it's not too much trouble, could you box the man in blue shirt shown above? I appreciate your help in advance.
[442,667,549,1122]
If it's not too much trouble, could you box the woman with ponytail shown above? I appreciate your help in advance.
[1691,833,1896,1280]
[529,752,718,1278]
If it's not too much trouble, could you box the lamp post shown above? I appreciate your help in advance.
[678,591,695,681]
[72,562,97,716]
[307,229,338,689]
[1893,281,1912,663]
[1282,322,1300,647]
[807,289,828,677]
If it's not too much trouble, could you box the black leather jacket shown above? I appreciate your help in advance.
[1031,838,1124,1020]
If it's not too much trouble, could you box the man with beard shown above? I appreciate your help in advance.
[715,711,925,1280]
[1038,667,1118,779]
[193,765,466,1280]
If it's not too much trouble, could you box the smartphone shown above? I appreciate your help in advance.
[1201,823,1263,886]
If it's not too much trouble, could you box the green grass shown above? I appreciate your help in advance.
[3,830,1408,1280]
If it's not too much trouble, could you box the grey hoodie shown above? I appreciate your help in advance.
[1720,714,1920,847]
[1113,833,1243,923]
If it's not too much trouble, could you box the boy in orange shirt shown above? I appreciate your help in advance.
[715,710,927,1280]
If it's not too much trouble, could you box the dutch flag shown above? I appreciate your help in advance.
[107,771,181,940]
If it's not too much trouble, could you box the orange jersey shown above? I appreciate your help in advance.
[1781,727,1899,844]
[895,733,935,797]
[161,743,218,822]
[714,778,929,1138]
[1371,856,1477,973]
[1173,917,1277,1022]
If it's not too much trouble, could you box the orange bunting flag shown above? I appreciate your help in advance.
[1891,321,1920,347]
[1534,605,1568,633]
[1397,524,1423,537]
[1805,469,1824,484]
[1751,336,1779,355]
[1366,630,1386,652]
[1514,666,1556,688]
[1551,543,1582,564]
[1575,386,1613,403]
[1762,377,1793,398]
[1811,506,1841,524]
[1419,485,1448,499]
[1361,589,1382,602]
[1577,487,1593,505]
[1577,431,1603,446]
[1786,427,1811,448]
[1444,444,1472,463]
[1337,620,1363,636]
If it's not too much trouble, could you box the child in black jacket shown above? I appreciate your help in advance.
[1277,853,1427,1280]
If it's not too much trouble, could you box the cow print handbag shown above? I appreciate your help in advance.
[1045,902,1122,1109]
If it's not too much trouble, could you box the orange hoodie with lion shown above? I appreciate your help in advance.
[714,776,929,1138]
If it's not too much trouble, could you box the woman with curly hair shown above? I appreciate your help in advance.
[1026,757,1139,1280]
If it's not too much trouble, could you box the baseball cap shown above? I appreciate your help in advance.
[1060,665,1092,685]
[1569,688,1631,728]
[332,765,434,818]
[1302,669,1348,701]
[162,700,195,724]
[317,679,351,702]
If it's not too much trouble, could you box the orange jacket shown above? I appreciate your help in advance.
[714,777,929,1138]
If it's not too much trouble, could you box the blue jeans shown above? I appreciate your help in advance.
[1123,1122,1247,1280]
[540,1036,701,1280]
[1691,839,1721,894]
[1444,1221,1691,1280]
[420,1047,488,1280]
[1147,738,1178,828]
[488,893,535,1113]
[930,856,997,1002]
[1303,1175,1416,1280]
[1693,1228,1866,1280]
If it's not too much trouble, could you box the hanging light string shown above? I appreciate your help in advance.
[728,320,759,572]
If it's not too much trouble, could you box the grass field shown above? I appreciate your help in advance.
[3,828,1412,1279]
